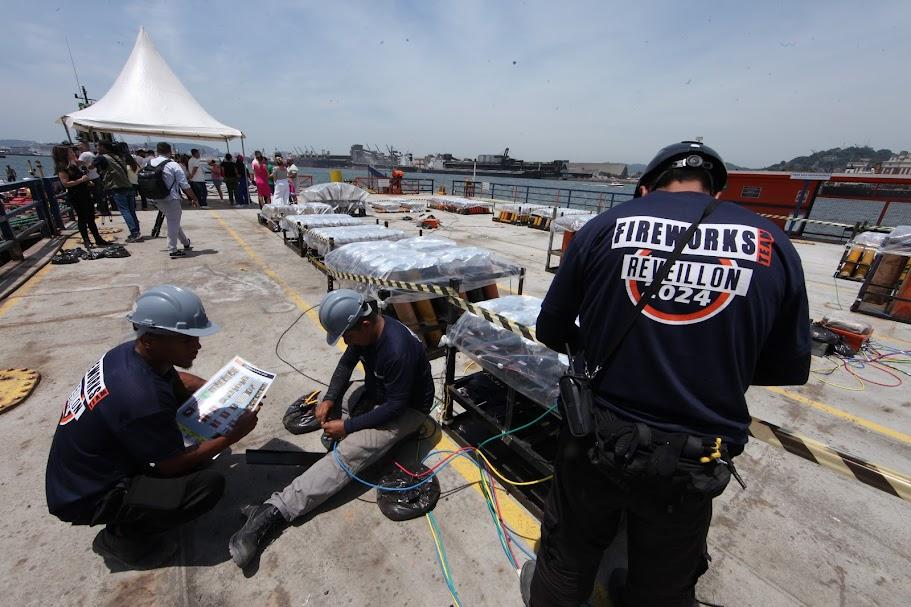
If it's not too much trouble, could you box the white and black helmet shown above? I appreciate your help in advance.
[634,141,727,198]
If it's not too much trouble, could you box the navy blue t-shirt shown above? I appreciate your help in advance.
[337,316,435,434]
[45,342,187,523]
[539,191,810,444]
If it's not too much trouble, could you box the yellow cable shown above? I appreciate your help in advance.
[426,514,460,606]
[476,450,554,486]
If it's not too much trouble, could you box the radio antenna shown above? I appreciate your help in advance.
[65,36,82,92]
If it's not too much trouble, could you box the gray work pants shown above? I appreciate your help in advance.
[266,407,428,522]
[153,198,190,252]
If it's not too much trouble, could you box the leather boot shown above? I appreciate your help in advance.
[228,504,285,569]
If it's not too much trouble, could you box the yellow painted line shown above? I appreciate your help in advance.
[0,263,54,318]
[211,211,327,338]
[214,211,542,543]
[764,386,911,446]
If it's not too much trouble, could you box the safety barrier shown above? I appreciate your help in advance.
[0,176,66,263]
[308,265,911,503]
[451,180,633,213]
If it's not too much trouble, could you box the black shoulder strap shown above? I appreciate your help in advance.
[593,196,723,377]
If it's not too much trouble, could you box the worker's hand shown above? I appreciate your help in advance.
[314,399,334,424]
[321,419,347,441]
[224,410,258,443]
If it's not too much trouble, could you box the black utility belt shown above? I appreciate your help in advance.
[588,406,746,496]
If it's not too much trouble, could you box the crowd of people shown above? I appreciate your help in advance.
[49,140,305,257]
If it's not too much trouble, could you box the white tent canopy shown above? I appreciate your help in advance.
[59,27,243,141]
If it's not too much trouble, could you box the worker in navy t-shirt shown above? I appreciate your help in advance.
[228,289,434,570]
[45,285,258,568]
[522,142,810,607]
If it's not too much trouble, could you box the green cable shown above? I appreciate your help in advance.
[478,404,559,449]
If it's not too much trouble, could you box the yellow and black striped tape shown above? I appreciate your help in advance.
[455,299,538,341]
[315,264,534,340]
[748,417,910,503]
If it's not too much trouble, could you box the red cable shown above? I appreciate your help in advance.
[394,446,476,478]
[841,358,903,387]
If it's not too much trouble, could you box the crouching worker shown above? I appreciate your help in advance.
[45,285,258,567]
[229,289,433,569]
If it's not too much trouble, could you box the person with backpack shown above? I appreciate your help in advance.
[138,142,200,258]
[96,141,142,242]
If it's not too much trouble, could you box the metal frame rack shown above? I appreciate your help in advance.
[851,253,911,323]
[439,306,559,517]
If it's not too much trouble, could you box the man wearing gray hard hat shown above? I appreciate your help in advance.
[45,285,258,568]
[228,289,434,570]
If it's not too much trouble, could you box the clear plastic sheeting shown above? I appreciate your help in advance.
[279,214,364,238]
[301,182,369,214]
[368,198,428,213]
[530,207,591,218]
[304,225,406,255]
[446,295,567,408]
[428,196,493,213]
[553,212,598,232]
[323,237,523,302]
[877,226,911,257]
[496,203,552,213]
[264,202,333,220]
[850,231,889,248]
[260,203,298,220]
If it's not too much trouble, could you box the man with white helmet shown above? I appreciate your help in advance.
[228,288,434,570]
[45,285,258,567]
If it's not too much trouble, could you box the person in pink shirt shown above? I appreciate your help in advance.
[209,160,224,200]
[251,150,271,208]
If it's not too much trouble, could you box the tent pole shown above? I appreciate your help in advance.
[225,137,230,154]
[241,137,246,158]
[62,122,73,144]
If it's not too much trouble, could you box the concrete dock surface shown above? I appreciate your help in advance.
[0,201,908,606]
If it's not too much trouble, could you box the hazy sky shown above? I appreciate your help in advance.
[0,0,908,167]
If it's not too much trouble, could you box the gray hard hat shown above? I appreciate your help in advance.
[319,289,372,345]
[126,285,219,337]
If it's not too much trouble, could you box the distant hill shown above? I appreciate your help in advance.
[764,146,897,172]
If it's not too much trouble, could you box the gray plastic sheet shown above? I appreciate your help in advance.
[323,237,522,302]
[553,212,597,232]
[280,214,364,238]
[446,295,567,408]
[304,225,406,255]
[877,226,911,256]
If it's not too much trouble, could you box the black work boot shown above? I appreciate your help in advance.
[519,559,535,606]
[228,504,285,569]
[92,526,178,569]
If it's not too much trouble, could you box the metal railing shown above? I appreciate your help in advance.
[450,180,633,213]
[1,176,66,262]
[353,176,435,194]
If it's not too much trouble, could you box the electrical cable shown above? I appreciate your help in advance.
[274,304,329,386]
[426,512,464,607]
